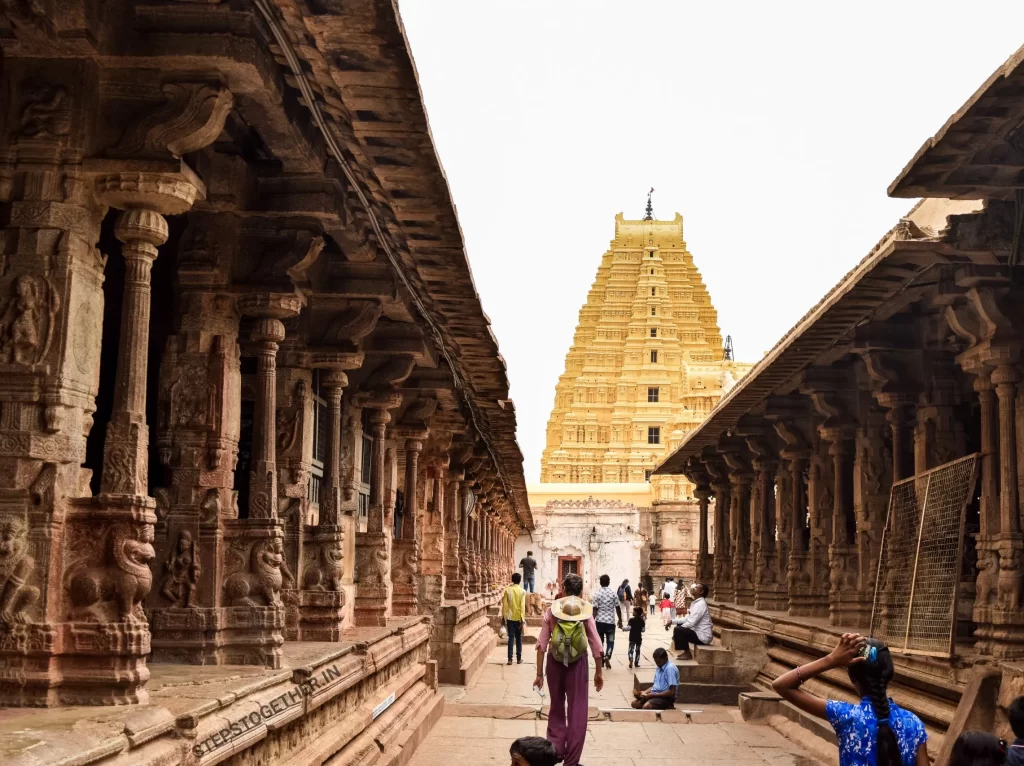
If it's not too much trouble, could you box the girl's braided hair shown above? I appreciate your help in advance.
[846,638,901,766]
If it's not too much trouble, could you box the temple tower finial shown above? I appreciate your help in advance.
[644,187,654,221]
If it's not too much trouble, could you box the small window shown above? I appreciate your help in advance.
[648,387,659,402]
[650,251,655,258]
[651,287,656,296]
[645,470,653,482]
[650,328,657,338]
[650,268,654,275]
[651,350,658,363]
[651,306,656,316]
[648,427,660,445]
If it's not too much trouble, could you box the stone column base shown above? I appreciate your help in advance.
[151,604,284,667]
[354,533,391,626]
[444,578,467,602]
[297,590,348,641]
[391,538,420,617]
[828,544,863,627]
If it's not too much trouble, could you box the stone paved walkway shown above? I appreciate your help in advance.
[411,620,825,766]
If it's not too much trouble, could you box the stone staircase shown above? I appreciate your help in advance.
[633,628,769,706]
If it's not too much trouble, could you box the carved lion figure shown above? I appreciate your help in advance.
[68,523,155,624]
[223,538,292,607]
[0,515,39,628]
[997,547,1023,611]
[303,538,344,592]
[976,549,999,606]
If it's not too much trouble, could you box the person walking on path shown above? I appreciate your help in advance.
[501,572,527,665]
[627,606,645,668]
[616,579,632,629]
[662,577,677,603]
[591,574,617,669]
[667,583,713,659]
[772,633,928,766]
[634,585,649,619]
[673,578,688,616]
[533,574,604,766]
[631,647,678,709]
[659,593,674,628]
[519,551,538,593]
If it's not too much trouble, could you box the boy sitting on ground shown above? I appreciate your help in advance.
[631,647,677,710]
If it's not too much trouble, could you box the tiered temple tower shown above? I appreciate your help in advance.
[540,205,752,500]
[525,202,753,588]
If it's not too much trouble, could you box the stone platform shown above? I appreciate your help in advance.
[431,592,501,686]
[0,617,442,766]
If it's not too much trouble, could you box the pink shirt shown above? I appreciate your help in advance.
[537,608,604,659]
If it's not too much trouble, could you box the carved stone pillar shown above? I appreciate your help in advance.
[752,459,785,610]
[58,175,199,703]
[460,484,475,596]
[727,468,753,606]
[824,430,858,626]
[469,505,482,594]
[803,449,832,618]
[711,479,733,602]
[785,456,815,615]
[851,415,890,627]
[444,469,466,601]
[392,434,425,617]
[420,456,448,612]
[298,369,348,641]
[353,393,401,626]
[149,289,244,665]
[695,487,713,585]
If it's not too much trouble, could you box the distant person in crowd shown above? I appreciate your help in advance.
[509,736,564,766]
[616,579,632,629]
[634,585,649,619]
[950,732,1007,766]
[533,574,604,766]
[519,551,538,593]
[772,634,928,766]
[501,572,527,665]
[627,606,645,668]
[545,580,558,600]
[662,577,677,602]
[1007,696,1024,766]
[667,583,713,660]
[673,578,688,616]
[591,574,618,669]
[631,647,677,710]
[659,593,674,628]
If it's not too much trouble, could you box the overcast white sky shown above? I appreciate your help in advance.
[396,1,1024,484]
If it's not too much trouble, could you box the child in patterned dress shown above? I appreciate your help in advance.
[772,634,929,766]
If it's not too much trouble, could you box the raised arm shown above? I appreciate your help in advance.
[772,633,866,721]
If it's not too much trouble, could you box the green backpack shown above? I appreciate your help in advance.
[551,619,586,666]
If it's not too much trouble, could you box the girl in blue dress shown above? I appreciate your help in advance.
[772,633,928,766]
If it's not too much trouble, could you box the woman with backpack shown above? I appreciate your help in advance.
[533,573,604,766]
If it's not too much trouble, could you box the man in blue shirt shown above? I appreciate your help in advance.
[631,647,677,710]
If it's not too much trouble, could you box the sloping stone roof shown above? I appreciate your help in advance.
[890,43,1024,201]
[254,0,531,527]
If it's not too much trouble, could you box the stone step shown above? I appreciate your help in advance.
[694,644,736,666]
[634,667,750,705]
[720,628,767,651]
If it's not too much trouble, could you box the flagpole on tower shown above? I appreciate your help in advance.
[643,187,655,221]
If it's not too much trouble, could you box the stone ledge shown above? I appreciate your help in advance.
[1,617,433,766]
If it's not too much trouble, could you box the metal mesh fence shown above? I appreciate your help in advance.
[870,454,978,657]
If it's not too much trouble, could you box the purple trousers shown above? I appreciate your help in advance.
[545,653,590,766]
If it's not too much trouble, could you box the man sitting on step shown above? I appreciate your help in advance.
[631,647,677,710]
[666,582,712,660]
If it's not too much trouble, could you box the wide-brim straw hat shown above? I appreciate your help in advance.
[550,596,593,622]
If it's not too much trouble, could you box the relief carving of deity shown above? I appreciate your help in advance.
[0,275,59,366]
[0,516,39,629]
[160,531,200,608]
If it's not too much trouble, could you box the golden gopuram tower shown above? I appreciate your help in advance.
[526,197,753,587]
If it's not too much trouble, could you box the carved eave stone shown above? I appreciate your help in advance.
[238,292,304,320]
